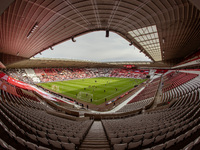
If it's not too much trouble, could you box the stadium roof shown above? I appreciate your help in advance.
[6,58,116,68]
[5,58,168,69]
[0,0,200,67]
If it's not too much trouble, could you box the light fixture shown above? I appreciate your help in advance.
[50,46,53,50]
[16,52,19,56]
[129,41,133,46]
[27,22,38,39]
[72,36,76,42]
[106,30,109,37]
[40,52,42,55]
[162,38,165,44]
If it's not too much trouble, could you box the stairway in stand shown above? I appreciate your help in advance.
[79,121,110,150]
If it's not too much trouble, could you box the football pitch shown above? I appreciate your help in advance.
[38,77,146,105]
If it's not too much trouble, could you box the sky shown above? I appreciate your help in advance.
[34,31,151,62]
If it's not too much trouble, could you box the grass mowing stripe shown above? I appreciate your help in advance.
[94,85,132,102]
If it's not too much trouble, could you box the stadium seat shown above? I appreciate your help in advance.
[118,132,127,137]
[185,130,193,139]
[143,132,153,139]
[47,133,58,141]
[176,134,185,144]
[26,133,38,143]
[48,139,62,149]
[154,134,166,144]
[142,137,155,147]
[165,138,176,149]
[0,138,9,149]
[25,141,38,150]
[15,136,26,146]
[68,137,80,146]
[194,136,200,145]
[111,137,122,145]
[122,136,133,143]
[73,132,84,140]
[151,143,166,150]
[160,128,168,135]
[174,128,182,136]
[113,143,127,150]
[56,130,65,136]
[37,130,47,138]
[165,131,174,140]
[136,130,145,135]
[37,137,49,147]
[58,136,69,143]
[132,135,143,142]
[182,142,194,150]
[127,141,142,150]
[47,129,56,134]
[127,131,136,137]
[65,132,74,137]
[37,146,51,150]
[145,128,153,133]
[61,142,76,150]
[153,131,161,137]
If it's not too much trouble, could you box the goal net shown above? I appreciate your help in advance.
[51,85,59,92]
[77,92,93,102]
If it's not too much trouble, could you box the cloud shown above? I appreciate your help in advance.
[35,31,151,62]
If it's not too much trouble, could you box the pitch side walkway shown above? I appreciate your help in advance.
[151,75,163,109]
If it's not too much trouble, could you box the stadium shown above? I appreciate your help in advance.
[0,0,200,150]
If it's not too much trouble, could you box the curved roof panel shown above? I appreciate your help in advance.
[0,0,200,65]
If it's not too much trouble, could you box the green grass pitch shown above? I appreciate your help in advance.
[38,77,146,105]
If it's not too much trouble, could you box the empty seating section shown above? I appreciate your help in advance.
[117,97,154,112]
[2,90,47,111]
[162,72,198,92]
[43,69,57,76]
[34,69,46,76]
[24,69,40,83]
[128,77,160,104]
[109,69,148,78]
[102,71,200,150]
[1,69,200,150]
[162,73,200,103]
[102,103,200,150]
[0,89,93,150]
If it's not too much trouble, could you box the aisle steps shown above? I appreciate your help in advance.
[79,121,110,150]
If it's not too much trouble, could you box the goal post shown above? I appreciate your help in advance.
[77,91,93,102]
[51,84,59,92]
